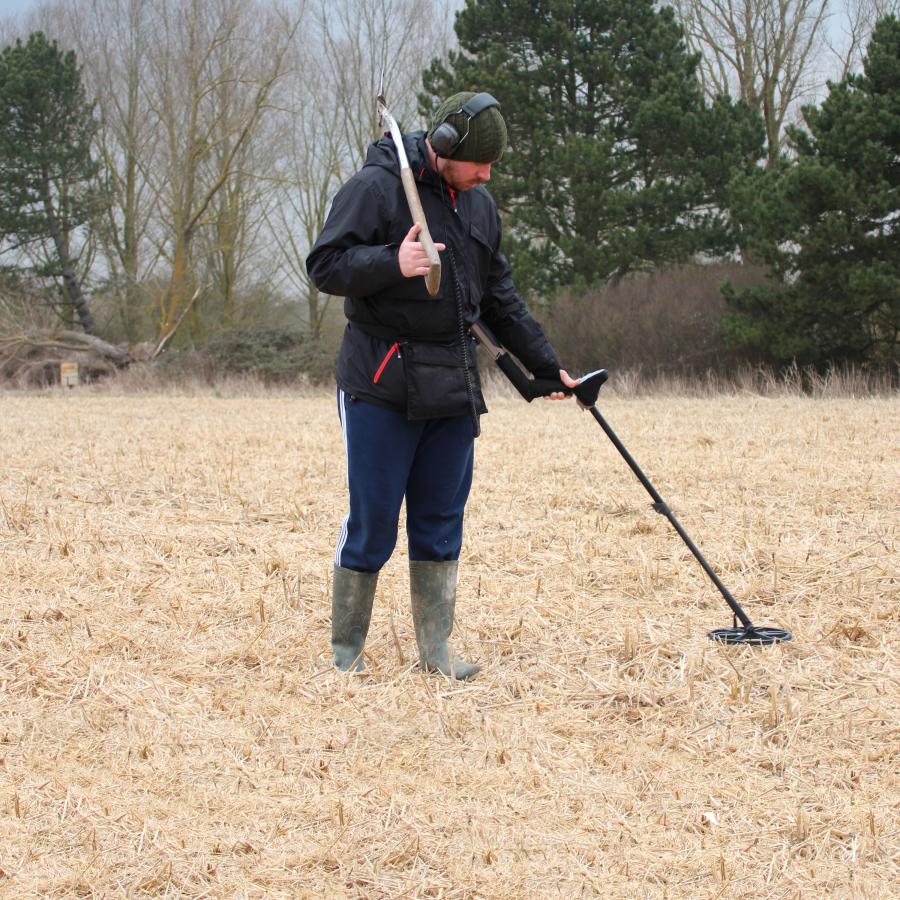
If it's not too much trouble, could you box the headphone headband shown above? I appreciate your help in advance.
[459,92,500,120]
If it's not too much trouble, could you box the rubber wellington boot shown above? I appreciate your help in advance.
[331,564,377,672]
[409,560,481,680]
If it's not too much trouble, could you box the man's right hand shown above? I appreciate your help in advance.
[398,223,445,278]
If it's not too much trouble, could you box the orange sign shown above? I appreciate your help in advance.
[60,362,80,388]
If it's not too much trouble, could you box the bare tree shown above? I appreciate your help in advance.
[318,0,454,161]
[138,0,297,341]
[4,0,452,351]
[197,130,280,333]
[54,0,164,341]
[267,0,455,338]
[190,2,294,334]
[671,0,831,164]
[266,47,347,339]
[37,0,300,342]
[827,0,900,78]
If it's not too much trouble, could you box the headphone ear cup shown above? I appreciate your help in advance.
[430,122,460,158]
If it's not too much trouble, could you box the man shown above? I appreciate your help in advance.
[306,91,576,680]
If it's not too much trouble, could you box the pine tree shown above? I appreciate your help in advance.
[422,0,764,296]
[725,17,900,367]
[0,32,103,333]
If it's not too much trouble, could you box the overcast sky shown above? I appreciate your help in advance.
[0,0,870,87]
[3,0,40,17]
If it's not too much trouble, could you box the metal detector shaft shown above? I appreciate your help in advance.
[475,308,790,643]
[586,405,753,629]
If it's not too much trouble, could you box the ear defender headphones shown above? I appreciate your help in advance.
[429,92,501,158]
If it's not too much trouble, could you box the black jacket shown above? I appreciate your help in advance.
[306,131,561,418]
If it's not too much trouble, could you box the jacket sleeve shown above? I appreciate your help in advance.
[478,213,563,378]
[305,176,403,297]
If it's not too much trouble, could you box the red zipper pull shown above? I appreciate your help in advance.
[372,342,399,383]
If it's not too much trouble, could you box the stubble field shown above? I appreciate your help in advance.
[0,389,897,898]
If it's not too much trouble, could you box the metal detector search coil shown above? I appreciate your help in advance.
[708,625,793,646]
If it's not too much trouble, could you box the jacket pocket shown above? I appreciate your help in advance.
[402,339,487,421]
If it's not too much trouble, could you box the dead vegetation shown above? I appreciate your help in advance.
[0,284,199,388]
[0,392,896,897]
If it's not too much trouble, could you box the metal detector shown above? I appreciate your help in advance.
[374,68,790,647]
[471,320,793,647]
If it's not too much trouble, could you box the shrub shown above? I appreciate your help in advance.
[205,327,335,383]
[545,263,769,375]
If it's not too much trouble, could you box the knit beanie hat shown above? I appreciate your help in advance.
[427,91,507,163]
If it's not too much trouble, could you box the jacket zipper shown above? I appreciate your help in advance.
[372,342,399,383]
[420,166,458,213]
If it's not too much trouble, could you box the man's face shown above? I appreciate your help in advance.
[437,157,493,191]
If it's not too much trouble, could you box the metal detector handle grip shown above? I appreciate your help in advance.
[470,320,607,406]
[399,168,441,295]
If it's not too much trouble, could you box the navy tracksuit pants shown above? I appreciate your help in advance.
[335,390,475,573]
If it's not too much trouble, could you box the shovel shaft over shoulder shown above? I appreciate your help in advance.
[378,101,442,295]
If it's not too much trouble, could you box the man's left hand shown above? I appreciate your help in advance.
[544,369,579,400]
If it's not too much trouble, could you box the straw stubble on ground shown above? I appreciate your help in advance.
[0,392,897,897]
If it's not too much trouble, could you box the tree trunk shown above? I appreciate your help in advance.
[54,329,133,364]
[42,174,96,334]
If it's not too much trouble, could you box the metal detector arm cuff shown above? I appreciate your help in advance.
[470,319,607,406]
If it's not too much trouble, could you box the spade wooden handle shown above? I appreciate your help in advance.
[400,168,441,295]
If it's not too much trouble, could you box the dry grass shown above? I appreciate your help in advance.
[0,390,897,898]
